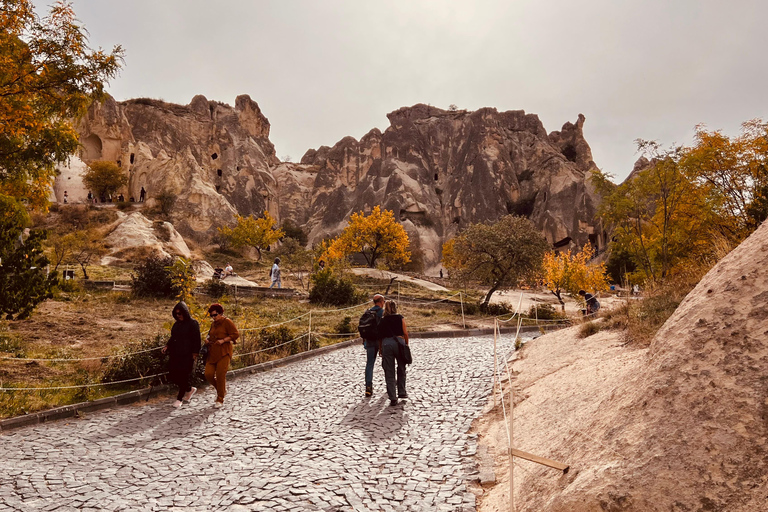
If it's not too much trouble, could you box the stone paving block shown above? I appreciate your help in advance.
[0,334,518,511]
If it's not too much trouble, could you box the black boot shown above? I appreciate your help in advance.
[365,385,372,397]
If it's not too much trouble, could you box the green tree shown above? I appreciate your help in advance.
[0,0,123,207]
[82,160,127,200]
[442,215,549,306]
[324,206,411,268]
[165,257,196,302]
[0,195,56,319]
[218,211,283,261]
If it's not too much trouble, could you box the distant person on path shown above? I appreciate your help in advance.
[223,263,234,278]
[439,268,443,279]
[270,257,281,288]
[379,300,409,406]
[63,190,68,204]
[87,191,93,203]
[358,294,384,397]
[578,289,600,316]
[139,186,146,202]
[204,303,240,408]
[117,193,124,202]
[162,302,201,409]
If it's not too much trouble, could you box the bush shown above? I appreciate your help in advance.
[156,190,177,217]
[479,302,512,316]
[578,320,602,339]
[460,302,479,316]
[335,316,356,334]
[309,269,363,306]
[101,334,169,384]
[205,279,229,299]
[132,254,174,298]
[527,303,563,320]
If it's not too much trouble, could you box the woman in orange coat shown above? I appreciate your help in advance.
[204,303,239,408]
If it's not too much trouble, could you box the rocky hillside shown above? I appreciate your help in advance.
[478,218,768,511]
[62,96,606,267]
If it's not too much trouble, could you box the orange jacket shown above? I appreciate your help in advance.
[206,317,239,363]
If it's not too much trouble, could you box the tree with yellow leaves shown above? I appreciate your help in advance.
[218,211,283,261]
[542,243,609,310]
[1,0,123,208]
[324,206,410,268]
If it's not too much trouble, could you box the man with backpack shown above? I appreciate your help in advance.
[358,294,384,397]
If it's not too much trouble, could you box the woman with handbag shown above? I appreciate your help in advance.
[204,303,239,408]
[162,302,201,409]
[378,300,409,406]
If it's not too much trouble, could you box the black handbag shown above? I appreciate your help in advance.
[199,344,209,363]
[398,338,412,365]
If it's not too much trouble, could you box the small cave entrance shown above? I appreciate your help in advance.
[562,145,578,163]
[82,134,102,161]
[434,173,438,181]
[211,153,218,160]
[553,237,572,249]
[217,169,222,177]
[130,153,135,164]
[215,185,220,192]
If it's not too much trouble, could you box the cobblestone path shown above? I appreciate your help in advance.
[0,335,506,511]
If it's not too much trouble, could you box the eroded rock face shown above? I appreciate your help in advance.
[70,94,279,240]
[299,104,605,265]
[66,96,605,268]
[102,212,191,263]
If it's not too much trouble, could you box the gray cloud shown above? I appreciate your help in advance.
[68,0,768,180]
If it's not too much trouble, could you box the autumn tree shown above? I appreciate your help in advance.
[0,0,123,207]
[442,215,549,306]
[82,160,127,200]
[542,243,609,310]
[324,206,410,268]
[68,229,106,279]
[218,211,283,261]
[0,195,57,319]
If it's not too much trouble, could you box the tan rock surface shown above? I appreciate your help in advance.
[103,212,191,262]
[476,219,768,511]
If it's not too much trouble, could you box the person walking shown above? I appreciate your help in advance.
[359,294,384,397]
[139,186,146,202]
[379,300,409,406]
[204,303,239,408]
[162,302,201,409]
[269,257,282,288]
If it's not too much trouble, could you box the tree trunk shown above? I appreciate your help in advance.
[482,281,501,306]
[551,290,565,310]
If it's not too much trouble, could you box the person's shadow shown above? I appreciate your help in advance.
[89,402,215,444]
[340,395,407,442]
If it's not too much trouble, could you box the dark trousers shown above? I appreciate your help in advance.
[169,358,193,401]
[381,337,406,401]
[364,339,378,388]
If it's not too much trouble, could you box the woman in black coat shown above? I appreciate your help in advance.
[162,302,201,408]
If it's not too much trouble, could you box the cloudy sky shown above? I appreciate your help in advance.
[62,0,767,181]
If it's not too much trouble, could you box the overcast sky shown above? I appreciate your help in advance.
[59,0,768,181]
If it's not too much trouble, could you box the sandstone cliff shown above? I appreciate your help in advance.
[66,96,605,267]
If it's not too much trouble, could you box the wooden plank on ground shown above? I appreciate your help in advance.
[510,448,569,473]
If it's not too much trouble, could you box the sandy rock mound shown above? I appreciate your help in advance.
[103,212,191,263]
[518,221,768,511]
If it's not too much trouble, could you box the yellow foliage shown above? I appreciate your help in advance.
[323,206,410,268]
[218,211,283,261]
[543,243,609,307]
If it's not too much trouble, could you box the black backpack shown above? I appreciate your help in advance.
[358,308,380,340]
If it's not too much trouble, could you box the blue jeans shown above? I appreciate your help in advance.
[363,339,378,388]
[269,278,281,289]
[381,337,406,401]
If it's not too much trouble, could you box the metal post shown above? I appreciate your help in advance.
[535,303,538,325]
[460,292,466,329]
[308,310,312,351]
[397,281,400,303]
[509,344,515,512]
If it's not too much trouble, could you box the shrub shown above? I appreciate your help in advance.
[527,303,563,320]
[101,334,169,384]
[259,326,308,355]
[578,320,602,339]
[335,316,355,334]
[460,302,479,316]
[132,254,174,298]
[205,279,229,299]
[479,302,512,316]
[156,190,177,217]
[309,269,362,306]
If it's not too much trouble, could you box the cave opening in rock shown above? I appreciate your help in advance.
[211,153,218,160]
[130,153,135,164]
[217,169,222,177]
[434,173,438,181]
[553,237,572,249]
[215,185,220,192]
[116,160,121,167]
[82,134,102,161]
[562,145,578,162]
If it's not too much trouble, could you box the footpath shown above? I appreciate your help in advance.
[0,332,530,511]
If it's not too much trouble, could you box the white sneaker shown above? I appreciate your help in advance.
[182,387,197,402]
[213,401,223,409]
[172,400,183,409]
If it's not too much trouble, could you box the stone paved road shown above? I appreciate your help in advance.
[0,335,508,511]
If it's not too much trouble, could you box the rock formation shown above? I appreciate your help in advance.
[296,105,605,265]
[102,212,191,263]
[63,96,606,267]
